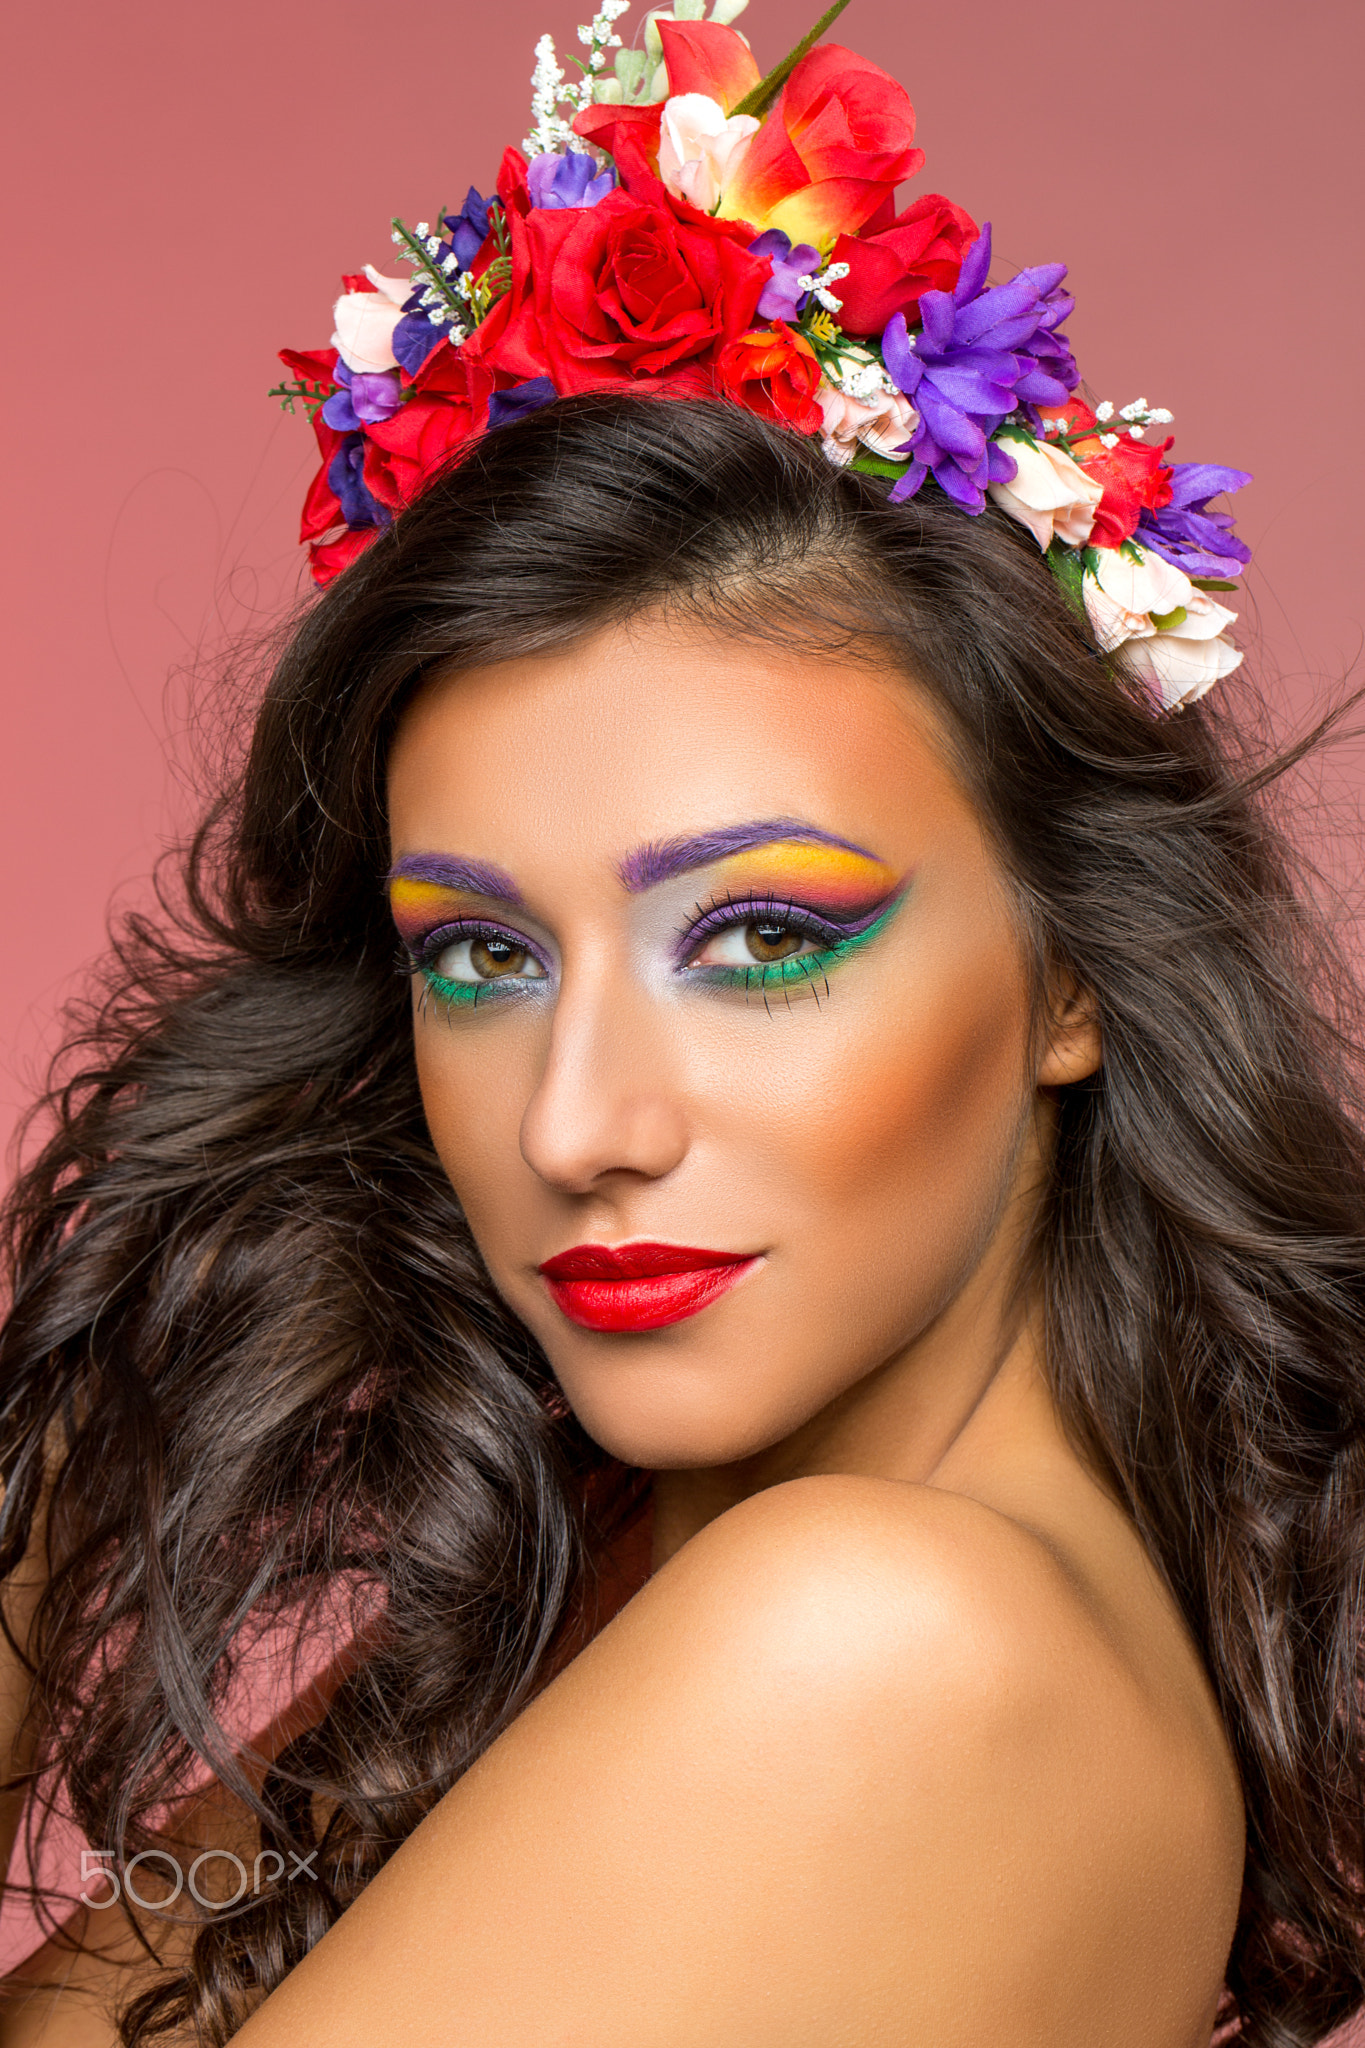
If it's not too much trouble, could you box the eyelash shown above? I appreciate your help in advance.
[404,892,899,1016]
[407,919,552,1015]
[672,890,874,1002]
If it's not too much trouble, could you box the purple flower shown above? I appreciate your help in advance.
[747,228,821,323]
[326,435,390,530]
[391,314,449,378]
[1136,464,1253,579]
[321,360,403,432]
[527,151,616,211]
[443,187,493,268]
[487,377,558,430]
[881,223,1080,510]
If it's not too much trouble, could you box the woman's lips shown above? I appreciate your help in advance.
[537,1242,760,1333]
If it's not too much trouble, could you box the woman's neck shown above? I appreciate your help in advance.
[648,1193,1051,1572]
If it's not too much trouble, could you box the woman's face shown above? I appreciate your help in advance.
[386,613,1083,1472]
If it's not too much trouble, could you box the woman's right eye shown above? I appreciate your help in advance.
[429,934,547,984]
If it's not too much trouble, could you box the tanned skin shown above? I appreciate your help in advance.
[0,618,1245,2045]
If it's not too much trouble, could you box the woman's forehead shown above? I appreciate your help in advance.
[388,618,959,837]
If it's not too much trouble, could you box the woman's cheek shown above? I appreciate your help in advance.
[413,1024,538,1228]
[714,941,1034,1280]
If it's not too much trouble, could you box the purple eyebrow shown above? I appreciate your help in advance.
[617,818,882,894]
[387,852,523,904]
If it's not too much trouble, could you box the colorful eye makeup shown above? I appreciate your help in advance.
[388,825,908,1016]
[388,858,523,951]
[673,844,906,999]
[388,859,550,1013]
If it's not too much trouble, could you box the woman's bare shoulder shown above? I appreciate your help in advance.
[232,1473,1242,2048]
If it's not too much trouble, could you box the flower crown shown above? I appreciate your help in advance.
[274,0,1251,712]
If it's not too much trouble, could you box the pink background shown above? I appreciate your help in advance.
[3,0,1365,2022]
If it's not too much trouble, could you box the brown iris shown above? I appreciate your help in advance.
[745,919,806,963]
[472,936,531,979]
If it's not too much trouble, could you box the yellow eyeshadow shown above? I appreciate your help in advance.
[388,876,475,943]
[389,876,463,914]
[713,842,898,901]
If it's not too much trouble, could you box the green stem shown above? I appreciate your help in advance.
[267,377,332,417]
[390,217,465,325]
[731,0,854,120]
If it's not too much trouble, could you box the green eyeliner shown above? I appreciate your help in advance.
[421,968,487,1010]
[691,893,906,995]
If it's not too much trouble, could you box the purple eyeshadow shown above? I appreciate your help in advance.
[671,887,902,968]
[618,818,882,895]
[388,852,523,904]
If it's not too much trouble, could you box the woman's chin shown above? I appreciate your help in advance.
[555,1377,801,1474]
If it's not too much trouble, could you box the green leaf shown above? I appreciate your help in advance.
[1047,542,1087,611]
[731,0,854,119]
[1190,577,1239,592]
[1149,605,1188,632]
[849,450,911,478]
[267,377,331,419]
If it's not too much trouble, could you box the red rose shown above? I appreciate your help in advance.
[1042,402,1174,548]
[490,145,532,240]
[571,103,665,198]
[655,18,760,108]
[571,22,760,196]
[276,348,346,544]
[310,527,380,589]
[715,323,823,433]
[362,345,494,512]
[300,438,343,543]
[485,187,768,395]
[279,345,339,392]
[829,194,980,337]
[718,44,925,246]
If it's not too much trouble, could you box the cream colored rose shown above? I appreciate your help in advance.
[331,269,412,374]
[1083,543,1241,710]
[818,381,918,466]
[657,93,759,214]
[1120,629,1244,711]
[987,432,1104,549]
[1082,543,1195,651]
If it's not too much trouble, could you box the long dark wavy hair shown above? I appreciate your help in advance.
[3,394,1365,2045]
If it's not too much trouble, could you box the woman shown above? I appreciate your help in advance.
[4,6,1365,2043]
[1,391,1363,2044]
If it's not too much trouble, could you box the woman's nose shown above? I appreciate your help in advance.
[518,968,689,1195]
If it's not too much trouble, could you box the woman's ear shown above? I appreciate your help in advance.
[1036,966,1103,1087]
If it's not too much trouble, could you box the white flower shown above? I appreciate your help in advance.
[817,380,919,466]
[796,259,851,313]
[362,267,412,308]
[525,31,575,156]
[656,93,758,213]
[332,275,411,374]
[1083,544,1197,650]
[1083,543,1242,711]
[987,434,1104,550]
[1120,630,1244,711]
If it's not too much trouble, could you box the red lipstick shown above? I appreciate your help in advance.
[537,1241,760,1333]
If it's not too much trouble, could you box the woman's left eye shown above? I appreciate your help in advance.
[687,916,826,969]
